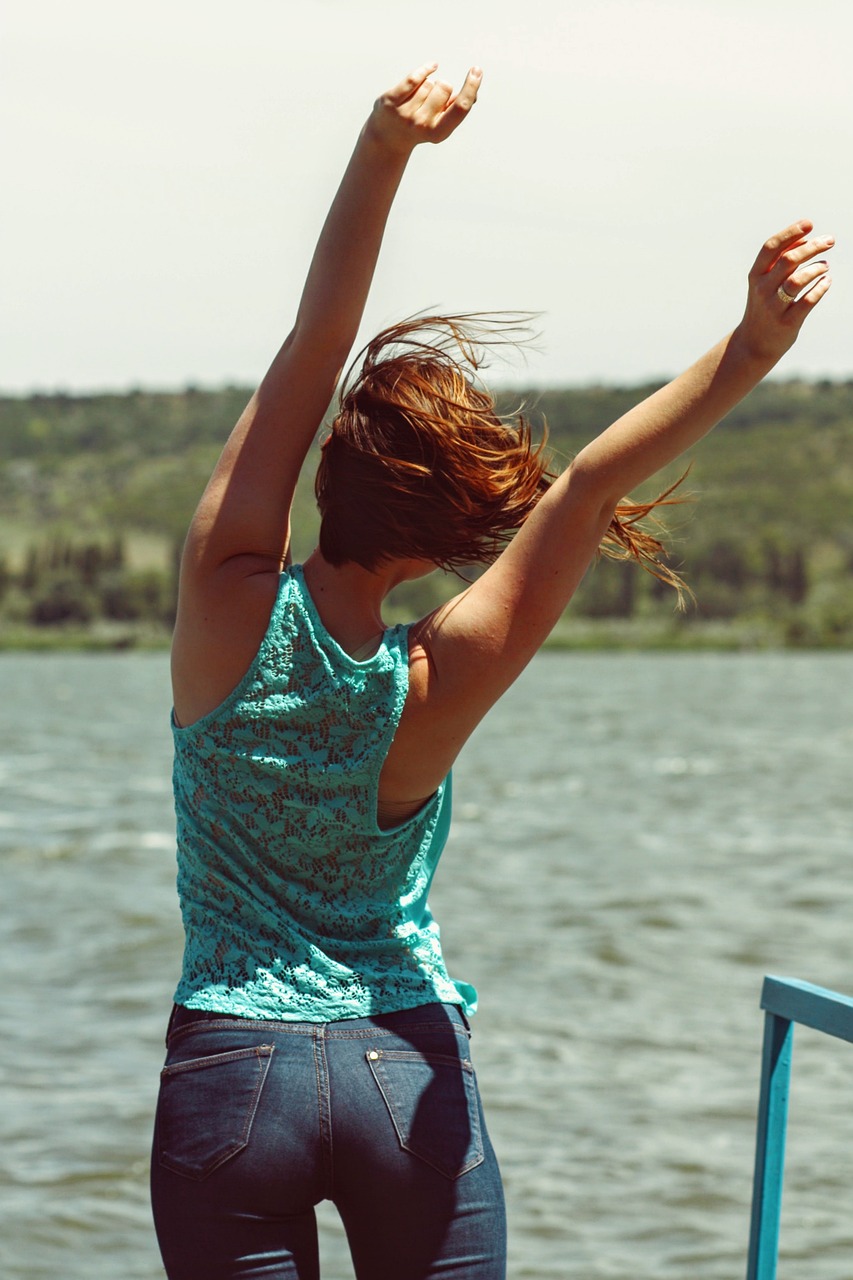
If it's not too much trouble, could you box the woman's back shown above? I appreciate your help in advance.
[172,563,475,1022]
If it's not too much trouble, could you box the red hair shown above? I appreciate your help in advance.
[315,314,687,594]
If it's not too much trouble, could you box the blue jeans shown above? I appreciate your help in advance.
[150,1002,506,1279]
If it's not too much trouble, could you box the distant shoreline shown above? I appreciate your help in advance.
[3,618,851,654]
[4,378,853,648]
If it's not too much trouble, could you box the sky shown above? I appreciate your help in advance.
[4,0,852,393]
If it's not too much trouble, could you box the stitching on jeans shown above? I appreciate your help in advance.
[167,1017,469,1047]
[157,1045,275,1179]
[326,1022,469,1041]
[366,1053,485,1181]
[312,1025,335,1197]
[167,1018,317,1046]
[365,1049,474,1070]
[160,1045,275,1077]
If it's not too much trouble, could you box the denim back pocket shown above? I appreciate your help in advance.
[366,1047,483,1180]
[157,1044,274,1180]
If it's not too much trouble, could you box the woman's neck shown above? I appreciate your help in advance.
[301,551,395,657]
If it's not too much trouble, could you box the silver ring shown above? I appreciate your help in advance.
[777,285,795,306]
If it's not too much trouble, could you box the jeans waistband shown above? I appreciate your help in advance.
[167,1000,471,1043]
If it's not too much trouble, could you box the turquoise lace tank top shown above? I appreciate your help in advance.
[171,563,477,1022]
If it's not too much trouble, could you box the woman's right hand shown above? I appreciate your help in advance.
[365,63,483,155]
[734,220,834,364]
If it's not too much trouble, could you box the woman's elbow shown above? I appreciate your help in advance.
[563,454,621,527]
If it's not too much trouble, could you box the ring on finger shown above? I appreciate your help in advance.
[777,284,796,306]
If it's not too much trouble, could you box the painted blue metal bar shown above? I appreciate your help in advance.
[746,1006,793,1280]
[761,975,853,1045]
[745,976,853,1280]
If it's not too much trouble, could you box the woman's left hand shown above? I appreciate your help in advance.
[735,220,834,363]
[365,63,483,156]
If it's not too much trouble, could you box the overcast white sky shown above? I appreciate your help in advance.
[4,0,852,393]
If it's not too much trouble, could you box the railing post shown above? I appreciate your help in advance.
[746,1008,794,1280]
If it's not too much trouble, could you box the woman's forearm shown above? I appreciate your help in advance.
[569,221,833,513]
[570,326,771,506]
[292,125,413,357]
[288,63,482,363]
[258,64,481,397]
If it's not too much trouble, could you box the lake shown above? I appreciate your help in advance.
[2,651,853,1278]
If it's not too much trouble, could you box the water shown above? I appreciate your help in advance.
[2,651,853,1279]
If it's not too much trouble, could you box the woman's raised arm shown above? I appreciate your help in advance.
[564,222,833,509]
[410,221,834,769]
[172,64,481,724]
[183,63,483,580]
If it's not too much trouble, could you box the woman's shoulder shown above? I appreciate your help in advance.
[171,559,292,729]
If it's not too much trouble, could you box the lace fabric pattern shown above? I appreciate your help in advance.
[171,564,477,1022]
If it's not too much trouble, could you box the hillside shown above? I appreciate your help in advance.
[1,378,851,647]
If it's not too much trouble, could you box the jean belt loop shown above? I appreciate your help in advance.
[165,1003,180,1044]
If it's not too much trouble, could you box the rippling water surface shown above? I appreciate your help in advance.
[2,651,853,1279]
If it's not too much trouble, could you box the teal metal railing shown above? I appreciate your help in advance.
[746,975,853,1279]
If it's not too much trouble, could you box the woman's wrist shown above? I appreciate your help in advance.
[360,113,418,162]
[726,321,789,373]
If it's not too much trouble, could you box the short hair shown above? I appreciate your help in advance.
[315,312,688,596]
[315,314,553,573]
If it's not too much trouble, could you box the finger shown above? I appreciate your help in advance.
[443,65,483,113]
[383,62,439,108]
[430,66,483,141]
[750,221,814,278]
[778,258,831,300]
[787,273,832,325]
[416,77,455,121]
[769,234,835,288]
[801,273,832,306]
[408,75,439,113]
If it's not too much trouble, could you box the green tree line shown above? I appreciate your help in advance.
[1,378,852,646]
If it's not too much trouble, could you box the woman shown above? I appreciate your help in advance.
[151,63,832,1280]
